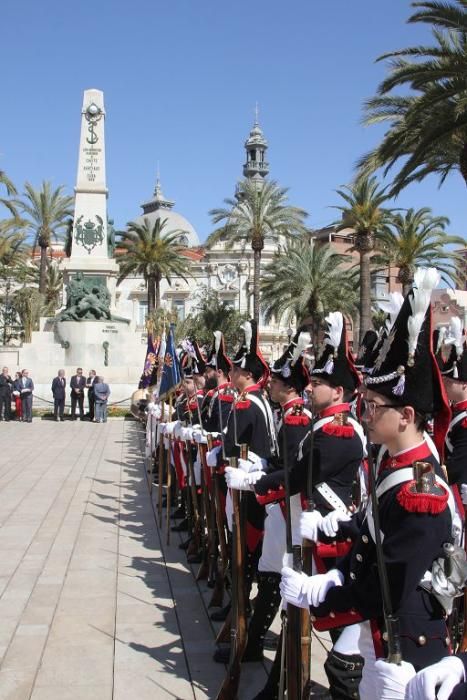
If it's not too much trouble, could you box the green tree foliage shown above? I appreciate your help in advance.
[373,207,465,293]
[11,287,43,343]
[333,175,393,340]
[177,288,247,354]
[260,237,358,345]
[208,179,308,324]
[359,1,467,193]
[117,217,190,313]
[12,182,73,294]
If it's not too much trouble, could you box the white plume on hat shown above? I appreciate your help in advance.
[291,331,311,367]
[407,267,440,364]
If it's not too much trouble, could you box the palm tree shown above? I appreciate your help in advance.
[0,227,27,268]
[13,182,73,294]
[373,207,465,294]
[20,262,64,315]
[260,237,358,345]
[0,170,18,216]
[208,179,308,324]
[117,217,190,313]
[333,175,393,341]
[177,288,247,353]
[358,1,467,193]
[11,287,42,343]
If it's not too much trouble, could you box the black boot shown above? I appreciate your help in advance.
[324,649,363,700]
[210,602,231,622]
[242,572,281,662]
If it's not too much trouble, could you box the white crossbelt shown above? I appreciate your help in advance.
[315,482,351,514]
[445,411,467,453]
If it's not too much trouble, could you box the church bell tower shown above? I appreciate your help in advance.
[242,106,269,185]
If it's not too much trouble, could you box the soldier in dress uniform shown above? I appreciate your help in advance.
[440,317,467,490]
[212,319,275,662]
[224,330,312,678]
[281,268,457,699]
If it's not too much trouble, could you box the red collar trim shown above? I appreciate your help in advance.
[282,397,304,410]
[319,403,350,419]
[196,390,204,397]
[382,441,431,470]
[243,383,261,394]
[218,381,231,391]
[453,399,467,412]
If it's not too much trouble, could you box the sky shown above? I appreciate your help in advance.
[2,0,467,244]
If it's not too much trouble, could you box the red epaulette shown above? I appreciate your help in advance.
[284,404,310,426]
[322,413,355,438]
[206,389,215,398]
[236,399,251,410]
[397,480,449,514]
[462,418,467,429]
[220,393,234,403]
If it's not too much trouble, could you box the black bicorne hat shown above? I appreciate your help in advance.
[271,330,311,392]
[355,330,378,374]
[206,331,232,376]
[232,319,269,382]
[441,317,467,381]
[311,311,359,392]
[179,338,206,377]
[365,268,440,413]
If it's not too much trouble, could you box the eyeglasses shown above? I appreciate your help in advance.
[361,399,399,418]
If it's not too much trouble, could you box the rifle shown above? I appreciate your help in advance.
[208,371,233,608]
[216,397,248,700]
[184,406,202,559]
[457,504,467,652]
[158,400,166,527]
[166,395,173,545]
[365,426,402,664]
[281,407,303,700]
[193,398,215,584]
[300,401,315,697]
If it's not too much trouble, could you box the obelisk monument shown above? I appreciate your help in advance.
[62,88,119,306]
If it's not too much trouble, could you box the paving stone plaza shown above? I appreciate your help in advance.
[0,419,330,700]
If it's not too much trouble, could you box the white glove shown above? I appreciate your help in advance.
[281,567,344,608]
[237,457,261,473]
[173,422,184,439]
[461,483,467,506]
[280,567,312,609]
[164,421,178,436]
[320,510,352,538]
[374,658,416,699]
[299,510,324,542]
[406,655,465,700]
[158,421,167,434]
[193,429,207,444]
[206,445,221,467]
[181,426,193,442]
[246,450,267,472]
[225,467,264,491]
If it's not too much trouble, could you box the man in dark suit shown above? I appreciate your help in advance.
[0,366,12,421]
[86,369,97,421]
[70,367,86,420]
[51,369,66,421]
[20,369,34,423]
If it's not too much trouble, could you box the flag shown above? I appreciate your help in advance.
[139,332,160,389]
[159,324,182,400]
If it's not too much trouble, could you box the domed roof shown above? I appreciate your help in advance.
[136,177,200,248]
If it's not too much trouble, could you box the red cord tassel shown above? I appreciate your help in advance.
[396,482,449,514]
[285,414,310,426]
[322,422,355,438]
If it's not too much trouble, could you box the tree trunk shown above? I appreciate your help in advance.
[155,275,161,311]
[253,248,261,324]
[147,276,156,314]
[39,245,48,295]
[459,142,467,185]
[359,250,372,343]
